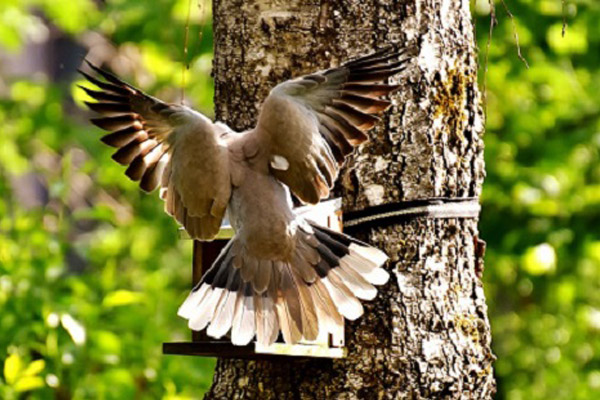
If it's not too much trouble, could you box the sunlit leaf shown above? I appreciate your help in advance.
[3,354,22,385]
[547,23,588,55]
[522,243,557,275]
[102,290,145,307]
[22,360,45,377]
[14,376,44,392]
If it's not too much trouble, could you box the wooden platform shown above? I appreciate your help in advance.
[163,341,346,360]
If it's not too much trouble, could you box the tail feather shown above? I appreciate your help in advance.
[177,219,389,346]
[322,274,364,320]
[292,252,318,283]
[188,287,223,331]
[292,268,319,341]
[335,263,377,300]
[177,283,209,319]
[361,267,390,285]
[310,280,344,333]
[231,286,255,346]
[207,267,241,338]
[253,259,271,294]
[342,253,378,274]
[255,294,279,346]
[349,244,388,266]
[296,239,320,265]
[240,254,258,283]
[279,263,304,342]
[207,290,236,339]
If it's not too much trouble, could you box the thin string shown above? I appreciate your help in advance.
[181,0,193,104]
[181,0,207,104]
[197,0,205,48]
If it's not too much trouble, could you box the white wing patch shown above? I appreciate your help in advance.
[270,155,290,171]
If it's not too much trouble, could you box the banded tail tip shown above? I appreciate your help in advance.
[348,243,389,267]
[363,267,390,286]
[177,284,207,319]
[176,224,390,346]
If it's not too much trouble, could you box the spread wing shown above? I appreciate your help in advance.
[79,62,231,240]
[254,46,409,204]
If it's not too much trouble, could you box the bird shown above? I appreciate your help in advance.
[79,46,409,346]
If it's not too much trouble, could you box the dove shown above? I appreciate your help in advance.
[80,46,409,346]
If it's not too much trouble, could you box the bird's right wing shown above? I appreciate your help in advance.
[253,47,409,204]
[79,62,231,240]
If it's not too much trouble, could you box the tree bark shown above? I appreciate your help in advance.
[207,0,495,398]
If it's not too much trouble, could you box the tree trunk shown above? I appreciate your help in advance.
[207,0,495,398]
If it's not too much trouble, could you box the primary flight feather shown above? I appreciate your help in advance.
[80,46,409,346]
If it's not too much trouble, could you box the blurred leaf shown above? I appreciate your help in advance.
[40,0,99,34]
[547,23,588,55]
[94,330,122,355]
[22,360,45,377]
[522,243,557,275]
[14,376,44,392]
[102,290,145,307]
[3,354,22,385]
[60,314,86,346]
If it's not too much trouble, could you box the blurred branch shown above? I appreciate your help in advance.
[499,0,529,69]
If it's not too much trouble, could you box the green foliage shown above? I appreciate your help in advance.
[0,0,598,398]
[475,1,600,399]
[0,1,215,398]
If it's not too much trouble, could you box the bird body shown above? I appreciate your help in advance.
[230,166,297,260]
[80,47,409,346]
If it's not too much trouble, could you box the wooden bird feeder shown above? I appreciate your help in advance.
[163,198,347,359]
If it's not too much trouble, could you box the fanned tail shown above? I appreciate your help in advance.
[177,220,389,346]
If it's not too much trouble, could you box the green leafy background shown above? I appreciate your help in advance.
[0,0,598,398]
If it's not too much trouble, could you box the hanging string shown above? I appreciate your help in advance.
[181,0,207,105]
[197,0,205,49]
[181,0,193,104]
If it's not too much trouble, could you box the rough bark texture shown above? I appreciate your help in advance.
[207,0,495,398]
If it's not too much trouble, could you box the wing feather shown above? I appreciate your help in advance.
[80,61,232,240]
[253,46,410,203]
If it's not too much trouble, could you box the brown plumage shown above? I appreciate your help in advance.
[80,60,231,240]
[80,46,410,346]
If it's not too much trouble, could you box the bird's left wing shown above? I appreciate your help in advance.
[253,47,410,204]
[79,62,231,240]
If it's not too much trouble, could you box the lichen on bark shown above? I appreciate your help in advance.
[207,0,495,398]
